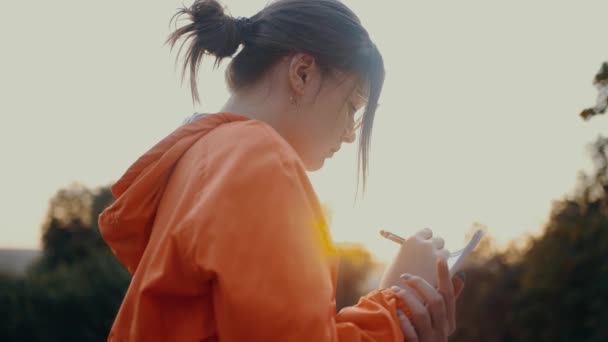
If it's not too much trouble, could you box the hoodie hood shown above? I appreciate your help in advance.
[98,113,248,273]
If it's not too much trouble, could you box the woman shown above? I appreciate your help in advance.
[99,0,464,340]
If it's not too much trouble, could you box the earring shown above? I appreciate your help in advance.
[289,95,297,106]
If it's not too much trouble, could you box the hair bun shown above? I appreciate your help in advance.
[166,0,247,102]
[167,0,243,61]
[191,0,242,57]
[234,17,253,39]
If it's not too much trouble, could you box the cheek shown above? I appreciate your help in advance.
[319,99,348,135]
[328,108,350,141]
[305,101,339,141]
[297,90,349,160]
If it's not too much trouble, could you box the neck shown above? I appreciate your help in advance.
[220,83,293,136]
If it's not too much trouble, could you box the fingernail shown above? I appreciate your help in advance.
[390,286,401,292]
[456,271,466,282]
[400,273,412,280]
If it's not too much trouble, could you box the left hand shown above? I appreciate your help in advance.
[391,257,465,341]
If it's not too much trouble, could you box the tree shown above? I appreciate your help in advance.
[452,84,608,340]
[580,62,608,120]
[334,243,375,311]
[32,184,112,271]
[0,183,130,342]
[322,205,377,311]
[507,137,608,342]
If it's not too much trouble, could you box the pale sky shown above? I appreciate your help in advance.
[1,1,607,262]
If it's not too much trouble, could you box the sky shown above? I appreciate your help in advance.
[1,0,607,262]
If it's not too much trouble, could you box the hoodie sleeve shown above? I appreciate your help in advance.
[181,125,408,342]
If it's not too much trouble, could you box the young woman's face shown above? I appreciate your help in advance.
[286,56,367,171]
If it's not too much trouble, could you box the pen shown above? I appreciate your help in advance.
[381,229,466,257]
[380,230,405,244]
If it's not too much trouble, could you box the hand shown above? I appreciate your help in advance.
[391,258,466,341]
[380,228,449,289]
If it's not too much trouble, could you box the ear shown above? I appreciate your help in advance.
[288,53,316,96]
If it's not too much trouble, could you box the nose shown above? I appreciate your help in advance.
[343,115,360,144]
[343,128,356,144]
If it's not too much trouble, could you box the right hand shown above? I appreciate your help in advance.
[379,228,449,289]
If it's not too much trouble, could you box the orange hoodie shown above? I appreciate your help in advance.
[99,113,409,341]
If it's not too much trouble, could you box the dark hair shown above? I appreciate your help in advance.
[166,0,385,190]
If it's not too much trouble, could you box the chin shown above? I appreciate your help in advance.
[304,157,325,172]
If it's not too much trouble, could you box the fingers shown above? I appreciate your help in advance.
[416,228,433,240]
[396,309,419,342]
[401,274,448,340]
[450,272,466,335]
[436,248,450,261]
[391,286,432,342]
[437,257,456,334]
[431,237,445,250]
[416,229,446,254]
[452,274,465,298]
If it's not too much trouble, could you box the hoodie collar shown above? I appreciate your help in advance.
[98,112,249,273]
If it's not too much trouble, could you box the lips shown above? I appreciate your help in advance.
[326,146,340,158]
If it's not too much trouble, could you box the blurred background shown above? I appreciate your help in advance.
[1,0,608,340]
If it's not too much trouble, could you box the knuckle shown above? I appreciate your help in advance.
[412,307,429,322]
[449,318,457,334]
[397,312,418,341]
[397,291,410,302]
[408,275,424,285]
[437,248,450,260]
[422,239,434,248]
[394,291,405,301]
[430,295,444,309]
[438,284,451,296]
[407,235,422,245]
[406,332,419,342]
[435,329,448,342]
